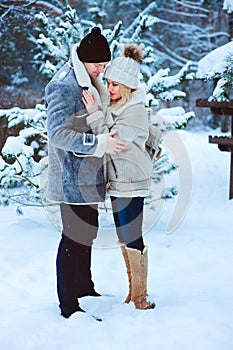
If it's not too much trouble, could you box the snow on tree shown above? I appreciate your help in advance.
[196,41,233,101]
[0,0,230,108]
[32,4,196,105]
[223,0,233,13]
[0,105,47,212]
[30,5,87,77]
[0,3,195,211]
[210,54,233,101]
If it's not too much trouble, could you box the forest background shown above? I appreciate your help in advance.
[1,3,233,348]
[0,0,233,210]
[1,0,232,113]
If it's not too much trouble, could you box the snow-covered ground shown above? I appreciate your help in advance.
[0,129,233,350]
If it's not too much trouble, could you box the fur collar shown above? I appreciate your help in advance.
[110,87,146,116]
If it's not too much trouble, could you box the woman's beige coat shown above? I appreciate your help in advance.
[87,88,152,197]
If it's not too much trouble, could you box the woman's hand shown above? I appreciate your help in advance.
[82,89,98,114]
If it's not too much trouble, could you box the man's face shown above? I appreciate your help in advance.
[84,62,109,79]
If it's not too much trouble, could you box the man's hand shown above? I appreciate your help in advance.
[106,129,126,155]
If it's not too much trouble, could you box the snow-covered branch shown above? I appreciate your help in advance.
[223,0,233,13]
[0,0,64,16]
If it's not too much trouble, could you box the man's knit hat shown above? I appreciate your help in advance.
[104,44,143,89]
[77,27,111,63]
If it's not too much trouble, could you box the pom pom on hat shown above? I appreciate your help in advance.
[77,27,111,63]
[104,43,143,88]
[123,44,143,63]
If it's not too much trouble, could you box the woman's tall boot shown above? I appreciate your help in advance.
[120,245,132,303]
[126,246,155,310]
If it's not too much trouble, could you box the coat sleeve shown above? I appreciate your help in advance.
[45,80,106,157]
[112,104,149,145]
[86,110,109,135]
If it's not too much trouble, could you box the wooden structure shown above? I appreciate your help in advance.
[196,99,233,199]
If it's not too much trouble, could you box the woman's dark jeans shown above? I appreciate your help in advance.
[111,196,145,252]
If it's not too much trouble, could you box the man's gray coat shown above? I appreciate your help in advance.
[44,44,109,204]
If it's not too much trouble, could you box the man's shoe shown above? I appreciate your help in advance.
[60,305,85,319]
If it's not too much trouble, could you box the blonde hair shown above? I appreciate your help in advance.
[112,83,135,109]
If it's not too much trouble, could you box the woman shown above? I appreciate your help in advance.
[82,44,155,310]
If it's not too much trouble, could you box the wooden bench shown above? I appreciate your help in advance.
[196,99,233,199]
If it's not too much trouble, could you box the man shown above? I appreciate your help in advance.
[45,27,126,318]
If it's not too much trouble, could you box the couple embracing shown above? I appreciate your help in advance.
[45,27,159,319]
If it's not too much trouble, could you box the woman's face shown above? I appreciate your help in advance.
[106,79,122,102]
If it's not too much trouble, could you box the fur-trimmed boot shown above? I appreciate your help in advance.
[120,245,132,303]
[125,246,155,310]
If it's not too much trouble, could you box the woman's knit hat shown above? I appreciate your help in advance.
[104,44,143,88]
[77,27,111,63]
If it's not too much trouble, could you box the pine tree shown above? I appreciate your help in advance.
[0,105,47,212]
[0,3,195,212]
[208,53,233,101]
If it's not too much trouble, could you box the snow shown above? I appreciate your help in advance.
[0,129,233,349]
[196,41,233,79]
[224,0,233,13]
[2,136,34,157]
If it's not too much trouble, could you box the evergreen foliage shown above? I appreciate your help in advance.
[32,4,196,105]
[208,54,233,101]
[0,105,47,211]
[0,2,197,211]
